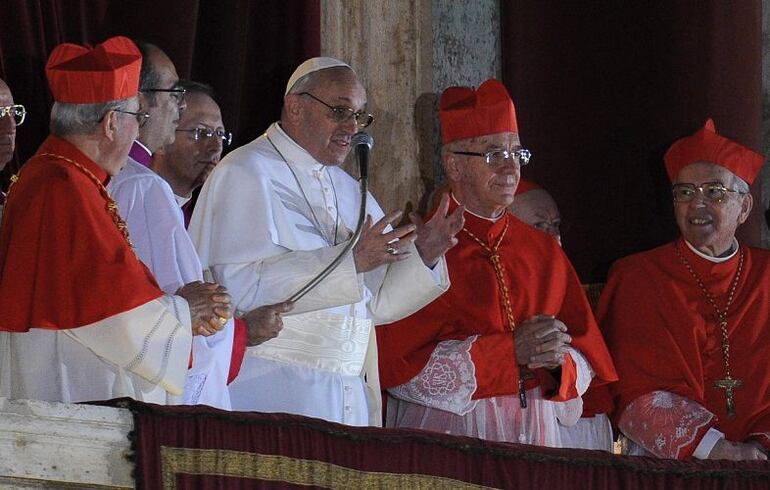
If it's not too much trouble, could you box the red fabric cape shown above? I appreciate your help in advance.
[377,200,617,399]
[0,135,163,331]
[597,238,770,442]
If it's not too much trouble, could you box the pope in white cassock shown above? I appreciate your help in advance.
[189,57,464,426]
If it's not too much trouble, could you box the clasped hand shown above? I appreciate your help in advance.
[176,281,232,336]
[514,314,572,370]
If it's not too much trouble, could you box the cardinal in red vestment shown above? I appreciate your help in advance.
[598,119,770,461]
[0,37,224,404]
[377,79,617,448]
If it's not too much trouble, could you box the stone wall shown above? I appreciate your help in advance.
[320,0,501,213]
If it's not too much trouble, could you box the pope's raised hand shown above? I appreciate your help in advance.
[353,211,416,273]
[411,192,464,268]
[243,301,294,346]
[176,281,232,336]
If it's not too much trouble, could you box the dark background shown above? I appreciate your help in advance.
[0,1,763,282]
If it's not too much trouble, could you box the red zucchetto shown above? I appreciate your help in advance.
[440,79,518,144]
[45,36,142,104]
[664,118,765,185]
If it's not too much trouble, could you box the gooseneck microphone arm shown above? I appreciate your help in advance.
[288,132,373,303]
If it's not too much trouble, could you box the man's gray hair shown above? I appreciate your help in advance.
[732,174,750,194]
[50,97,134,137]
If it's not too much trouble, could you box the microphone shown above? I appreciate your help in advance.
[351,132,373,181]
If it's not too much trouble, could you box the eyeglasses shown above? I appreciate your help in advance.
[0,104,26,126]
[176,127,233,146]
[452,147,531,167]
[299,92,374,129]
[141,87,186,104]
[114,109,150,128]
[671,182,745,203]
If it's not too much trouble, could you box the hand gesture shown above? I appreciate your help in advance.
[412,192,465,267]
[514,314,572,370]
[243,301,294,346]
[353,210,417,273]
[176,281,232,336]
[708,439,768,461]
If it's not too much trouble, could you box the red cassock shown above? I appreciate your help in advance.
[0,135,163,331]
[377,201,617,400]
[598,238,770,455]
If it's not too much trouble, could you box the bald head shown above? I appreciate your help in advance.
[510,187,562,245]
[0,77,18,170]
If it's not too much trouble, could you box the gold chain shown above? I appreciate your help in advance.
[37,153,135,250]
[675,243,744,416]
[462,217,515,331]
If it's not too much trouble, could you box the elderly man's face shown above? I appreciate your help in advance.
[445,132,521,217]
[139,49,186,153]
[295,70,366,166]
[674,161,752,256]
[0,79,17,170]
[106,97,143,176]
[510,188,562,245]
[161,92,224,193]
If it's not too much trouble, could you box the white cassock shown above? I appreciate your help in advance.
[189,122,450,426]
[107,147,233,410]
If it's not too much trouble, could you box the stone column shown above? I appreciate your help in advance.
[320,0,501,213]
[321,0,433,214]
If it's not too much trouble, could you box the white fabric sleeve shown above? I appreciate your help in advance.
[618,390,716,459]
[365,245,450,325]
[388,336,479,415]
[63,295,192,396]
[110,171,202,294]
[692,428,726,459]
[566,346,594,396]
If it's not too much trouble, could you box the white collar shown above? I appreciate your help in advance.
[134,139,152,156]
[266,123,327,174]
[684,238,739,263]
[451,192,504,222]
[174,193,192,208]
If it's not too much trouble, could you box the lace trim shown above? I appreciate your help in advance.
[619,390,715,459]
[388,336,478,415]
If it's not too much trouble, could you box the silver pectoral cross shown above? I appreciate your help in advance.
[714,377,742,418]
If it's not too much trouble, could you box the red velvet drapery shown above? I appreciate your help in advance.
[0,0,320,185]
[501,2,762,282]
[122,399,770,490]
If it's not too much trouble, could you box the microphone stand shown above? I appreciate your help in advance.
[287,134,370,302]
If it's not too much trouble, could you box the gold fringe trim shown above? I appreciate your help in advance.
[160,446,497,490]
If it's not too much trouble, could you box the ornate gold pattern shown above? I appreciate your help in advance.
[160,446,496,489]
[38,152,135,250]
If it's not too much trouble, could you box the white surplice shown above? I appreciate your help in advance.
[0,296,192,404]
[188,122,450,426]
[107,152,233,410]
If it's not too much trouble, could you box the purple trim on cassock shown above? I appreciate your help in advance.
[129,141,153,168]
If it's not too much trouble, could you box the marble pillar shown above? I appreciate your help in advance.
[320,0,501,213]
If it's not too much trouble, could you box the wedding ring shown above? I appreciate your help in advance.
[218,316,228,326]
[386,245,398,255]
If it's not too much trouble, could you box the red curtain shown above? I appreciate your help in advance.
[501,1,762,281]
[120,399,770,490]
[0,0,320,185]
